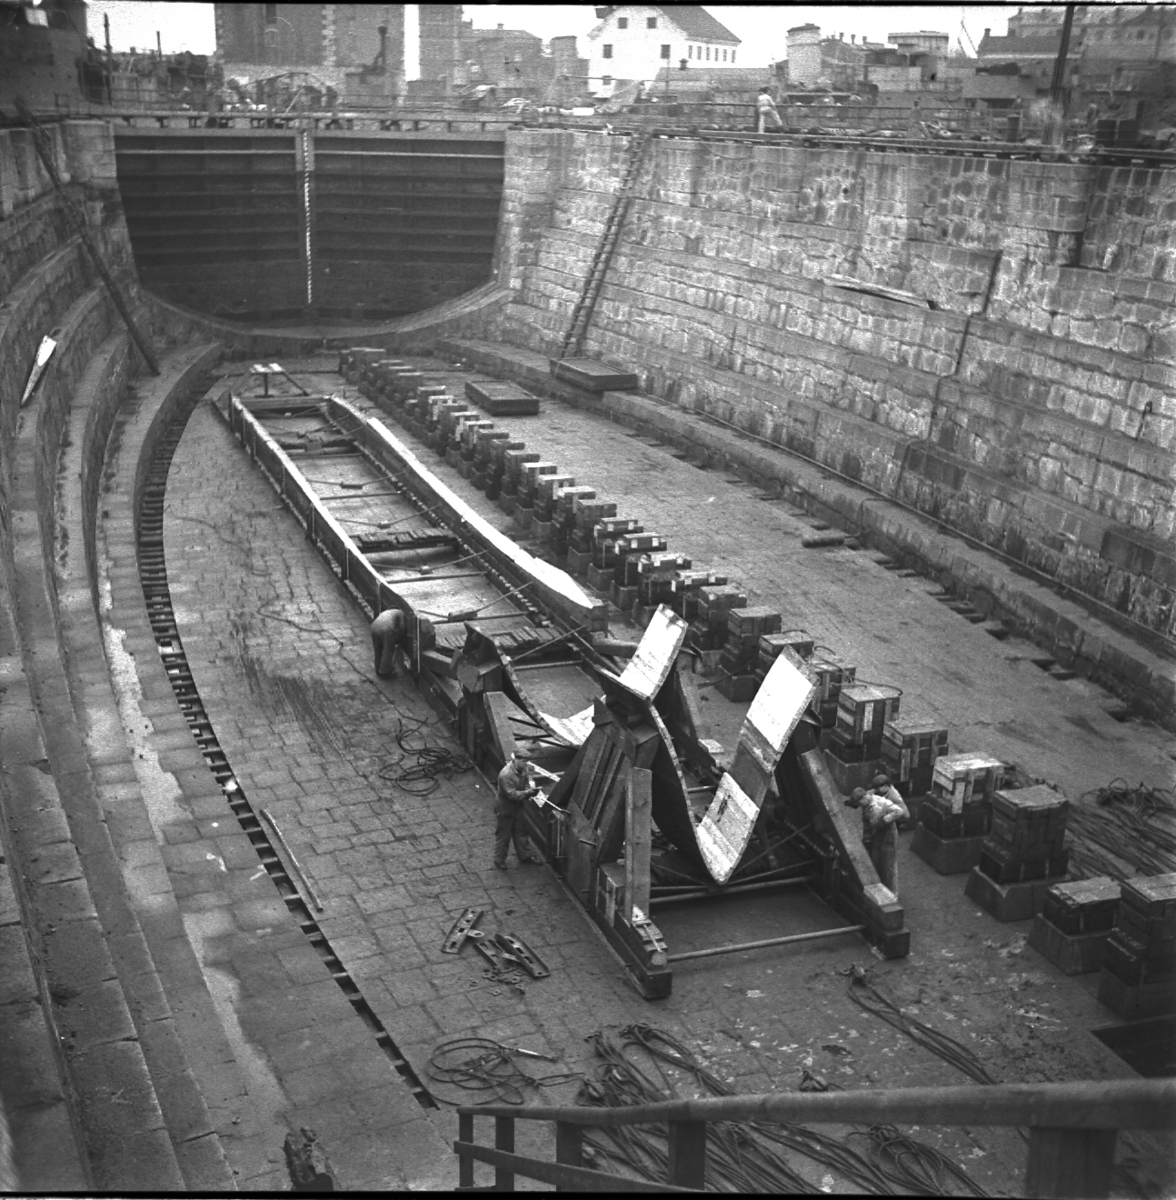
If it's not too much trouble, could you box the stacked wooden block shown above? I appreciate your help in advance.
[1098,873,1176,1019]
[756,631,814,683]
[880,718,949,800]
[828,683,901,764]
[1029,876,1121,975]
[635,552,692,616]
[980,785,1070,885]
[922,754,1003,838]
[911,753,1003,876]
[965,783,1070,921]
[565,498,616,576]
[808,654,855,729]
[690,585,747,651]
[718,607,782,701]
[668,570,727,622]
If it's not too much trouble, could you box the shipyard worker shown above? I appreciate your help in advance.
[846,777,908,896]
[494,751,542,869]
[756,88,782,134]
[371,605,407,678]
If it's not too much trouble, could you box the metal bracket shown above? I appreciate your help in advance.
[441,907,483,954]
[494,933,550,979]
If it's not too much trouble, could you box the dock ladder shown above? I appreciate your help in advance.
[558,131,651,361]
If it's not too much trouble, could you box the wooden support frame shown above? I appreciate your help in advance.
[625,767,653,920]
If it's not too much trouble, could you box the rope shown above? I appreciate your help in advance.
[843,964,998,1087]
[427,1037,580,1106]
[376,717,472,795]
[572,1023,988,1194]
[1067,779,1176,881]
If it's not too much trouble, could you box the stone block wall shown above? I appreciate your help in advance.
[491,129,1176,639]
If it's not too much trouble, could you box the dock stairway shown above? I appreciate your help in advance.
[558,131,651,361]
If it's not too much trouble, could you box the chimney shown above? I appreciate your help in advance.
[497,23,504,30]
[984,28,990,37]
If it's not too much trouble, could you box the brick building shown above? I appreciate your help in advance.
[214,3,464,102]
[978,4,1176,126]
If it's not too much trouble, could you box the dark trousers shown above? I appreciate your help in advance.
[867,825,899,895]
[494,799,533,864]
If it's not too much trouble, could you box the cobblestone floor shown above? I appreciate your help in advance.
[156,358,1175,1194]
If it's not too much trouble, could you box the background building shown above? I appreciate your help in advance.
[586,5,739,96]
[214,3,464,105]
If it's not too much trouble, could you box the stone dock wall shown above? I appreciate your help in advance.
[492,129,1176,643]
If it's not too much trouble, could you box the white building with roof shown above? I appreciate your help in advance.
[586,5,740,95]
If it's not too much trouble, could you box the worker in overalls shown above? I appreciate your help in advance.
[846,774,909,895]
[756,87,783,133]
[494,751,542,869]
[370,605,407,678]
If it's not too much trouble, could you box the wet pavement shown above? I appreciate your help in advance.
[144,352,1175,1193]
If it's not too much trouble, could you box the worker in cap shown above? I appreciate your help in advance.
[494,750,542,869]
[846,774,909,896]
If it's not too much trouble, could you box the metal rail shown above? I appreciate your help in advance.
[455,1078,1176,1194]
[666,923,864,962]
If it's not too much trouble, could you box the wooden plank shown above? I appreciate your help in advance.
[667,1120,707,1189]
[626,768,653,921]
[550,358,641,393]
[494,1116,516,1192]
[483,690,521,763]
[459,1078,1176,1131]
[555,1120,583,1193]
[458,1114,475,1190]
[453,1141,702,1193]
[1025,1127,1116,1199]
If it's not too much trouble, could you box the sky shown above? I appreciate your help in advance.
[84,2,1021,62]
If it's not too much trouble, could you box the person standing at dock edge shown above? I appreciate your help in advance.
[756,87,783,133]
[846,775,909,895]
[494,751,542,869]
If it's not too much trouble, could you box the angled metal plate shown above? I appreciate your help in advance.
[534,703,595,747]
[617,605,689,703]
[696,775,760,883]
[696,653,817,884]
[740,650,816,774]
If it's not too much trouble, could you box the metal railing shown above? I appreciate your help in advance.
[455,1077,1176,1195]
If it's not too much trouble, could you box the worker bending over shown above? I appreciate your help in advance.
[371,606,406,678]
[846,774,909,896]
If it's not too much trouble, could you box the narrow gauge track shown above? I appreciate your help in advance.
[135,391,437,1109]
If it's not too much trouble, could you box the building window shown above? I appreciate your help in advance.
[602,75,612,86]
[264,2,277,26]
[647,17,657,29]
[617,16,627,29]
[722,48,727,61]
[602,44,612,59]
[731,49,736,63]
[688,44,693,58]
[660,44,670,59]
[705,46,710,60]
